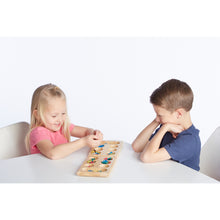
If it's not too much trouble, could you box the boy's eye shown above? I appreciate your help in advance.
[62,113,66,116]
[52,115,57,118]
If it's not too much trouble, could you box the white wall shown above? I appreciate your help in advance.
[1,38,220,145]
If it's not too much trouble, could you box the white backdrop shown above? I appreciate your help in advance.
[0,38,220,145]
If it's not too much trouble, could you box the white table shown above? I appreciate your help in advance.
[0,142,218,183]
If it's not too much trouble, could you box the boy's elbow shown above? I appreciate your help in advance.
[132,142,141,153]
[140,152,152,163]
[132,143,138,152]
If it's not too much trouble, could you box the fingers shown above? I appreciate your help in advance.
[176,125,184,133]
[165,123,184,133]
[86,134,102,148]
[168,124,184,138]
[93,130,103,140]
[84,129,103,148]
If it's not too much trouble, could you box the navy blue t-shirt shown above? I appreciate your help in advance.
[150,124,201,171]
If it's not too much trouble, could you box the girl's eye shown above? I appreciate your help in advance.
[52,115,57,118]
[62,113,66,116]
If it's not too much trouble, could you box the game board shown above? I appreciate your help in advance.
[76,141,123,177]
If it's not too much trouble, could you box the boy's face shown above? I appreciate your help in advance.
[153,105,178,125]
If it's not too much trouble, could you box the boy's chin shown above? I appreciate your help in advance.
[171,132,179,138]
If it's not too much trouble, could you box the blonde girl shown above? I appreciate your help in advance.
[26,83,103,160]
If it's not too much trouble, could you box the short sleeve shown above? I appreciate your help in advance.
[164,135,196,163]
[69,123,74,132]
[30,127,52,148]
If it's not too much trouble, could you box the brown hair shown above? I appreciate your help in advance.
[25,83,70,153]
[150,79,194,112]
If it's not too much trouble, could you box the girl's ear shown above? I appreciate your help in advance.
[33,109,39,120]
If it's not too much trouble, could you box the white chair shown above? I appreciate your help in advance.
[0,122,29,160]
[200,127,220,181]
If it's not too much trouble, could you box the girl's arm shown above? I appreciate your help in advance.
[71,125,103,140]
[36,134,101,160]
[132,119,160,152]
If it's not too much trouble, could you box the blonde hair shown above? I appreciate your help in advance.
[150,79,194,112]
[25,83,70,153]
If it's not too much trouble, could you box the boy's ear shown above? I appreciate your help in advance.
[176,108,185,119]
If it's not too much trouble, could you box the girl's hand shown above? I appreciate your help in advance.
[85,128,95,136]
[83,135,102,148]
[86,128,103,140]
[93,130,103,140]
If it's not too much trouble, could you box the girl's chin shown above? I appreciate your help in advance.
[52,125,61,131]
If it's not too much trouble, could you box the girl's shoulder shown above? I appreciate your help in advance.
[30,126,51,136]
[30,126,53,149]
[69,123,74,131]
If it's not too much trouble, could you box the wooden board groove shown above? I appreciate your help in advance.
[76,141,123,177]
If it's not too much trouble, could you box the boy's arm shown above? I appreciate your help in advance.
[132,119,160,152]
[140,123,183,163]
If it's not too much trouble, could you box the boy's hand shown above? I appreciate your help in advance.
[163,123,184,138]
[154,117,161,124]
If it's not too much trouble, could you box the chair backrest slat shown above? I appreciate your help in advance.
[0,122,29,160]
[200,127,220,181]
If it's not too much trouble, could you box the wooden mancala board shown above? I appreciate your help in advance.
[76,141,123,177]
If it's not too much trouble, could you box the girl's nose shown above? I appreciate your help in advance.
[56,116,62,123]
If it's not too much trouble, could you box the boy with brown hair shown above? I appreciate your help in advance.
[132,79,201,171]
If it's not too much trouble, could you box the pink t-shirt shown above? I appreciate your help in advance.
[30,124,74,154]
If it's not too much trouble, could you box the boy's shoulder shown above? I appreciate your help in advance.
[166,124,201,154]
[179,124,200,138]
[164,124,201,171]
[162,124,201,151]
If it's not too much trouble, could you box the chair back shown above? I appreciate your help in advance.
[0,122,29,159]
[200,127,220,181]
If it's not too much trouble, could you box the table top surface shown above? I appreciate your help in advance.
[0,142,218,183]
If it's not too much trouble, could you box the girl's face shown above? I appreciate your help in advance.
[153,105,178,125]
[43,97,67,132]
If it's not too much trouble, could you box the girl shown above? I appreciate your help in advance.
[26,83,103,160]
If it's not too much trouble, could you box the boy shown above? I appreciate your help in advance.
[132,79,201,171]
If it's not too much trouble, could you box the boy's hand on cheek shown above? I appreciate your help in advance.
[163,123,184,138]
[154,117,161,124]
